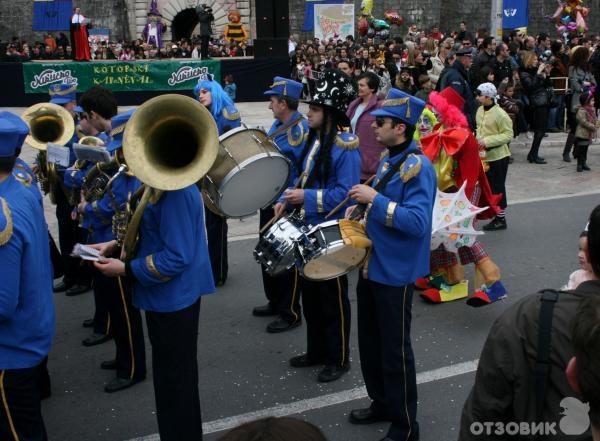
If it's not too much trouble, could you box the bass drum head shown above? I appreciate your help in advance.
[219,154,290,218]
[302,245,368,281]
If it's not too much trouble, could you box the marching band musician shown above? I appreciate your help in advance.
[0,112,55,441]
[90,140,215,441]
[194,78,241,287]
[346,89,436,441]
[67,86,118,347]
[48,83,93,297]
[76,110,147,393]
[253,76,308,333]
[276,69,360,383]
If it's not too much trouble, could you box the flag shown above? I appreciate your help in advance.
[502,0,528,29]
[33,0,73,31]
[302,0,344,32]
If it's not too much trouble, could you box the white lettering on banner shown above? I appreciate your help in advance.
[167,65,212,86]
[504,8,517,17]
[30,69,77,89]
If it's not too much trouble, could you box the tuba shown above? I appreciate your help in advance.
[70,135,106,206]
[21,103,75,201]
[81,159,118,202]
[120,94,220,258]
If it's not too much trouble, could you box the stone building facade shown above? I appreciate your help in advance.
[2,0,600,44]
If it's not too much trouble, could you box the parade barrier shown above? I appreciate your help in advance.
[0,57,289,106]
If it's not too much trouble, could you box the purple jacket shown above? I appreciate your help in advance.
[346,95,385,180]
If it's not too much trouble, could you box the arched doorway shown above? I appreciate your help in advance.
[170,8,198,41]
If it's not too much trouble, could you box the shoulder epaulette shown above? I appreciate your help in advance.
[287,122,305,147]
[400,154,422,183]
[0,197,14,246]
[380,150,389,161]
[222,107,240,121]
[12,165,33,187]
[335,132,359,150]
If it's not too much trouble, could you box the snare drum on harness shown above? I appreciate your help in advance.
[201,127,291,218]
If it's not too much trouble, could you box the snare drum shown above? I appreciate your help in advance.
[254,215,309,276]
[202,127,290,218]
[297,220,369,281]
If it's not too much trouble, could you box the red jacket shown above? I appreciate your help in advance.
[346,95,385,181]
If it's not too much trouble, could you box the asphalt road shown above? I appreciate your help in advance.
[38,192,599,441]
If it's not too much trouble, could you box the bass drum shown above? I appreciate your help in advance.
[201,127,290,218]
[297,220,369,281]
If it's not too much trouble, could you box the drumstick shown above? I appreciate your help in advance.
[259,171,306,235]
[325,174,376,220]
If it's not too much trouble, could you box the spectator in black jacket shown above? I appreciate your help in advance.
[490,43,513,85]
[520,50,553,164]
[472,36,496,81]
[439,47,477,130]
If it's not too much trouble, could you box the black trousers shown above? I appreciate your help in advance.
[357,277,419,441]
[200,35,210,58]
[0,367,47,441]
[485,156,509,211]
[55,188,84,284]
[101,275,146,380]
[259,207,302,323]
[205,207,228,285]
[301,275,350,366]
[92,268,111,336]
[146,298,202,441]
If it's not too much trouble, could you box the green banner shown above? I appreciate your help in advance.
[22,60,221,93]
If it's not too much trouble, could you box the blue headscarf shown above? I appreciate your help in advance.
[193,79,234,120]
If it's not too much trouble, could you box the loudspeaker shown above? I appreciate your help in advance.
[273,1,289,38]
[253,38,288,58]
[255,0,275,39]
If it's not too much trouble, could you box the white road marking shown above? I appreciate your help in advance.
[125,359,478,441]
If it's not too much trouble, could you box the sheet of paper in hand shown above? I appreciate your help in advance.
[71,243,102,261]
[47,143,71,167]
[73,143,111,163]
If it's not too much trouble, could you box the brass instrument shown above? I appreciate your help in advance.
[120,94,220,258]
[21,103,75,201]
[81,159,118,202]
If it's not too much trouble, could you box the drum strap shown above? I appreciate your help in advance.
[350,149,416,221]
[267,115,305,141]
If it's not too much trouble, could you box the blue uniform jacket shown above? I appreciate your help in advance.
[267,111,308,186]
[13,157,43,205]
[214,105,242,135]
[0,174,55,369]
[84,171,142,243]
[130,185,216,312]
[288,132,360,226]
[363,143,437,287]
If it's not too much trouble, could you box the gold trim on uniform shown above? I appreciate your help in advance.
[400,155,422,183]
[0,371,19,441]
[335,133,359,150]
[269,80,288,95]
[287,123,304,147]
[301,140,320,187]
[12,168,32,187]
[316,190,324,212]
[385,201,397,227]
[222,107,240,121]
[110,124,126,137]
[0,198,14,246]
[145,255,171,281]
[382,97,411,119]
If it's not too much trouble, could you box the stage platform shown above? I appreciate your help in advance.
[0,56,289,107]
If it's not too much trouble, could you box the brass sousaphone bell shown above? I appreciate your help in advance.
[21,102,75,199]
[119,94,220,258]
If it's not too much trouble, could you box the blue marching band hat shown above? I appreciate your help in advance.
[49,83,77,105]
[0,111,30,157]
[107,109,136,153]
[264,76,304,100]
[371,88,426,126]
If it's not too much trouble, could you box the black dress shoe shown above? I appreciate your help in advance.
[53,279,74,293]
[82,318,94,328]
[100,359,117,370]
[483,217,507,231]
[266,318,301,333]
[583,164,591,171]
[318,363,350,382]
[82,333,112,347]
[252,304,277,317]
[289,353,323,368]
[531,157,547,164]
[104,376,144,393]
[65,284,91,296]
[349,407,387,425]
